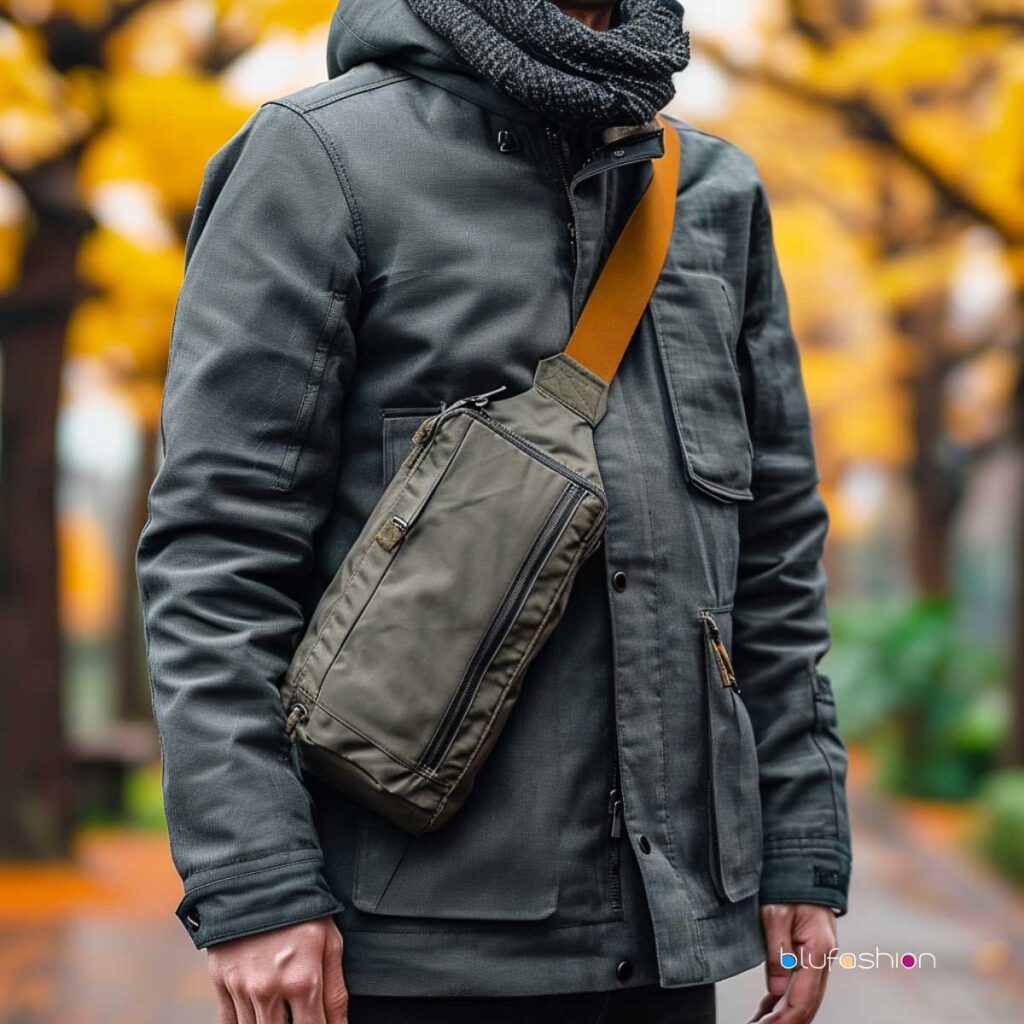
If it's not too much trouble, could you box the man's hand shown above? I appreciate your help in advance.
[748,903,837,1024]
[207,917,348,1024]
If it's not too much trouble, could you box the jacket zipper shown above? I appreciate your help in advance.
[608,752,624,912]
[419,482,585,772]
[546,127,578,270]
[700,611,740,694]
[701,611,732,897]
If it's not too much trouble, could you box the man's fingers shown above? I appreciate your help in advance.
[755,947,830,1024]
[251,994,290,1024]
[322,928,349,1024]
[223,984,257,1024]
[746,990,781,1024]
[760,905,796,998]
[213,984,239,1024]
[285,968,328,1024]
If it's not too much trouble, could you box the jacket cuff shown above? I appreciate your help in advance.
[759,838,851,916]
[175,848,343,949]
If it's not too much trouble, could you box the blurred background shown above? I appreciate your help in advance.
[0,0,1022,1021]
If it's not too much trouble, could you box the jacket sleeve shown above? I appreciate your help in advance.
[137,101,361,947]
[733,186,852,914]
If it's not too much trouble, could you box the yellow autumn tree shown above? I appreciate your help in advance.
[0,0,332,856]
[685,0,1024,756]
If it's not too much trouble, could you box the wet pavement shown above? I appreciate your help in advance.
[2,767,1022,1022]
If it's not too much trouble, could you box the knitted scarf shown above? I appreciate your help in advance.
[405,0,690,127]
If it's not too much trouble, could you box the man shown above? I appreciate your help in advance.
[137,1,852,1022]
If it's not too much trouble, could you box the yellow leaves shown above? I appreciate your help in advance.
[92,71,250,211]
[214,0,337,37]
[769,198,914,478]
[59,508,118,640]
[698,2,1024,545]
[801,21,997,97]
[104,0,219,74]
[0,21,99,169]
[4,0,116,28]
[873,242,961,307]
[66,227,184,378]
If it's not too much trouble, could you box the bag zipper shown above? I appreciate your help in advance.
[419,482,586,772]
[403,390,606,508]
[700,611,739,694]
[473,408,605,501]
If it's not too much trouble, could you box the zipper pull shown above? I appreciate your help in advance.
[442,385,507,415]
[702,613,739,692]
[284,703,308,739]
[375,514,408,552]
[608,788,624,839]
[411,414,440,447]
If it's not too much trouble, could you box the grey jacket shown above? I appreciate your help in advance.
[137,0,851,997]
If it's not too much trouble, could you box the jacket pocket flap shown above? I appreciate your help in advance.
[653,271,753,502]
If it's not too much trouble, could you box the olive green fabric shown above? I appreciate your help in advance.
[283,357,608,833]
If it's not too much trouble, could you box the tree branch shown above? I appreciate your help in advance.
[700,41,1022,245]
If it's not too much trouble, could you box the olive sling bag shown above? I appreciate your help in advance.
[280,118,681,834]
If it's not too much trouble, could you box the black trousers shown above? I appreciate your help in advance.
[348,983,716,1023]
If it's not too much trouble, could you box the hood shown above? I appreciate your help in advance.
[327,0,455,80]
[327,0,547,122]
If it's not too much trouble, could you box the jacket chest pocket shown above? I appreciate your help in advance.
[380,408,436,488]
[701,608,763,902]
[652,270,754,503]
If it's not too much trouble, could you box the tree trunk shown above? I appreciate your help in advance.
[117,420,158,722]
[907,298,956,596]
[0,154,91,857]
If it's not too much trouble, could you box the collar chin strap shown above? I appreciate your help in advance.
[563,115,681,383]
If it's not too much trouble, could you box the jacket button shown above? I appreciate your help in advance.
[638,834,652,854]
[616,959,634,982]
[612,571,628,592]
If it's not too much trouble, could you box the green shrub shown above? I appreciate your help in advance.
[978,770,1024,886]
[125,762,167,832]
[825,596,1007,800]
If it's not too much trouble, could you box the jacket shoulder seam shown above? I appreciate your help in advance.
[292,70,413,114]
[263,100,368,269]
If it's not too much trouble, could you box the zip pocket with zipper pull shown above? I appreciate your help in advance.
[402,387,508,474]
[701,611,739,694]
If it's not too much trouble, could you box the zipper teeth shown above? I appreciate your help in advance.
[546,127,578,269]
[420,483,584,771]
[609,753,623,910]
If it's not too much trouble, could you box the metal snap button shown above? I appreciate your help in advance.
[616,959,634,981]
[497,129,520,153]
[612,571,628,592]
[638,834,652,855]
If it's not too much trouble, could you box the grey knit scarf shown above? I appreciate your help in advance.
[406,0,690,127]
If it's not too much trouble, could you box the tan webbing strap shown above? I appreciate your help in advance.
[563,115,680,383]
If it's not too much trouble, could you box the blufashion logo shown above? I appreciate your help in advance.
[778,947,937,970]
